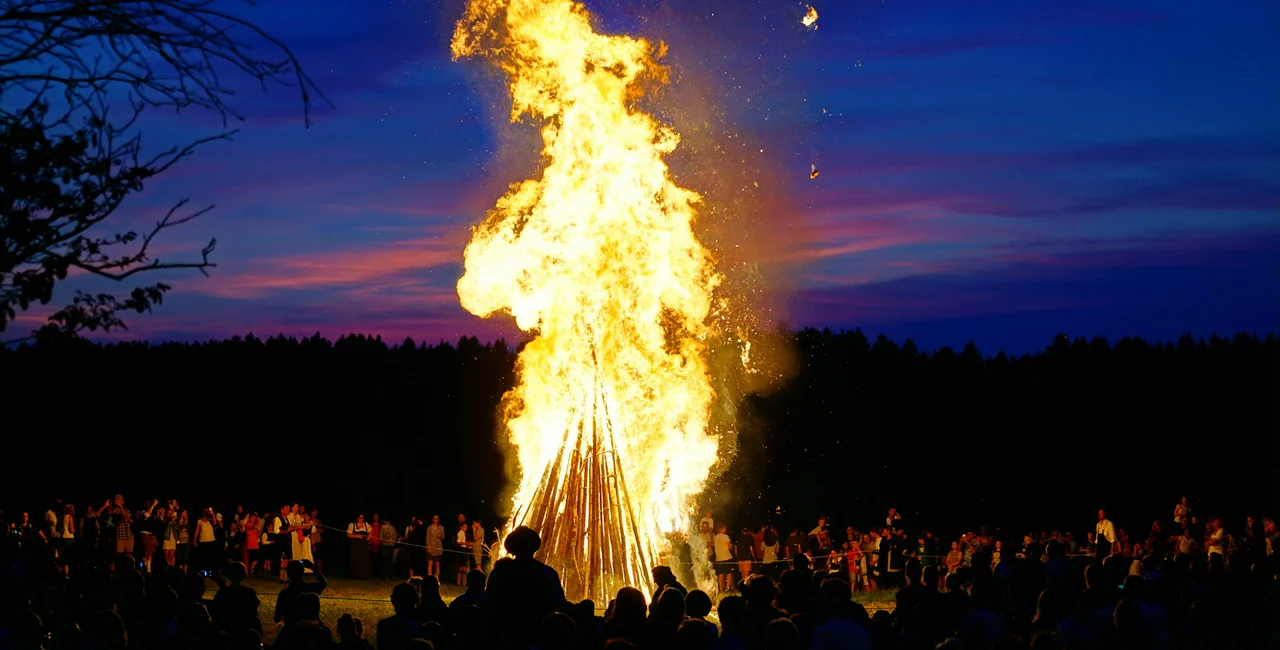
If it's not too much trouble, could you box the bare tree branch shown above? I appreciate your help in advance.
[0,0,323,338]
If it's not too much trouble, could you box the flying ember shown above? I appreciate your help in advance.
[802,5,819,29]
[452,0,725,602]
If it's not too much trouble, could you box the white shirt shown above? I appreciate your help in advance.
[1206,528,1225,555]
[267,516,282,535]
[348,522,371,534]
[762,542,779,563]
[714,533,732,561]
[1176,535,1194,555]
[1096,518,1117,544]
[196,519,216,543]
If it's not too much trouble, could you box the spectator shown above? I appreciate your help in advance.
[274,559,328,628]
[811,577,871,650]
[450,568,487,613]
[347,513,373,578]
[471,516,485,574]
[337,613,373,650]
[737,527,756,581]
[1095,509,1117,558]
[274,592,333,650]
[945,540,963,575]
[714,524,734,592]
[310,508,325,571]
[211,561,262,637]
[415,574,449,624]
[454,515,472,585]
[484,525,565,649]
[380,516,398,579]
[378,582,425,650]
[195,508,217,575]
[1174,496,1190,524]
[426,514,445,579]
[368,514,383,576]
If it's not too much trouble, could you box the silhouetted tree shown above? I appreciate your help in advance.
[0,0,325,341]
[0,329,1271,532]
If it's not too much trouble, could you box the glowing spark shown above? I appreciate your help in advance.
[810,164,820,179]
[802,5,819,28]
[452,0,723,602]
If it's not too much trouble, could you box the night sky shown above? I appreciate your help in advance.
[28,0,1278,354]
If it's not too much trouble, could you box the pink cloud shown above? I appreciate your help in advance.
[184,236,463,300]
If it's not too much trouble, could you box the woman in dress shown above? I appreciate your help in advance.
[294,511,315,566]
[1174,496,1190,524]
[945,540,964,577]
[244,514,260,569]
[162,509,179,567]
[347,514,373,578]
[176,510,191,572]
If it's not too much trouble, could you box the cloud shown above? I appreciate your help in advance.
[185,235,463,300]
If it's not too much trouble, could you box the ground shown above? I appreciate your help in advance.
[228,576,896,646]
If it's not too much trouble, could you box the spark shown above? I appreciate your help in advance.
[802,5,819,29]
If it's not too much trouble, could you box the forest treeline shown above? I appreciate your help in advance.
[1,328,1273,534]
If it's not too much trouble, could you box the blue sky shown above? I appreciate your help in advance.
[22,0,1278,354]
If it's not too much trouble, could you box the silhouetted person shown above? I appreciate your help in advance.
[743,575,785,641]
[483,525,566,649]
[685,589,718,636]
[378,582,426,650]
[450,568,487,612]
[336,613,373,650]
[274,592,334,650]
[212,561,262,637]
[415,575,449,625]
[675,618,716,650]
[650,565,687,605]
[717,595,750,650]
[649,586,687,646]
[764,618,802,650]
[601,586,650,648]
[273,559,327,628]
[538,611,577,650]
[811,577,871,649]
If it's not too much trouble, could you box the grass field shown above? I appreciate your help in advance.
[228,576,895,646]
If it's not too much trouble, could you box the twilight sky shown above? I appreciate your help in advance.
[28,0,1279,354]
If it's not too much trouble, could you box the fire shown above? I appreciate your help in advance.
[452,0,724,601]
[802,5,819,29]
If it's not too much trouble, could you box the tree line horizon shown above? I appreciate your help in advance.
[3,326,1273,539]
[7,324,1275,359]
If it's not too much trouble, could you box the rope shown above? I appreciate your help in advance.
[307,522,497,558]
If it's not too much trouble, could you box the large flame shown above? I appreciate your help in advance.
[453,0,723,600]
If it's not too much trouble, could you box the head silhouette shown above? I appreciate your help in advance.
[504,525,541,558]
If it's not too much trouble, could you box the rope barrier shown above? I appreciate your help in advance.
[305,522,498,558]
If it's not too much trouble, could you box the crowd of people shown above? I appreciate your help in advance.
[0,498,494,585]
[0,495,1275,649]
